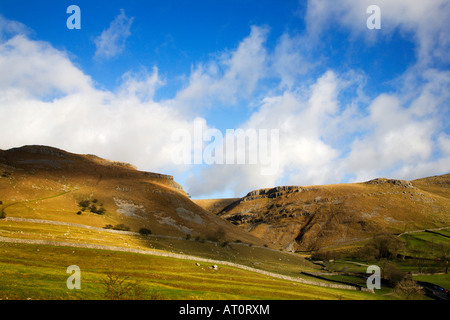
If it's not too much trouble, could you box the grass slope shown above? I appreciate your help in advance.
[0,242,382,300]
[201,177,450,251]
[0,145,267,246]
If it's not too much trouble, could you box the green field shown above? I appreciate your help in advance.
[0,242,381,300]
[0,216,448,300]
[400,231,450,259]
[437,229,450,237]
[0,219,320,279]
[412,274,450,290]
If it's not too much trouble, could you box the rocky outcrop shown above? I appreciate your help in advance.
[365,178,414,188]
[143,171,174,180]
[8,145,68,158]
[243,186,308,201]
[214,174,450,251]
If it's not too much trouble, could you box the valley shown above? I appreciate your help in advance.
[0,145,449,300]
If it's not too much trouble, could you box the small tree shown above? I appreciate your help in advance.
[113,224,130,231]
[394,277,424,300]
[139,228,152,235]
[383,262,406,286]
[311,250,336,261]
[94,207,106,215]
[206,227,226,242]
[364,233,405,260]
[78,200,90,209]
[436,243,450,274]
[102,271,146,300]
[414,257,427,274]
[357,245,378,263]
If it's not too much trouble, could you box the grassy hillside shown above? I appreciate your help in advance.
[0,218,321,278]
[411,174,450,199]
[201,178,450,251]
[0,145,266,246]
[0,242,382,300]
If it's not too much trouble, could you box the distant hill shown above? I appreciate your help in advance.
[196,175,450,252]
[0,145,265,245]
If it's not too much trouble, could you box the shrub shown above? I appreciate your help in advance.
[78,200,90,208]
[382,262,406,286]
[311,250,335,261]
[206,227,226,242]
[102,271,147,300]
[394,277,424,300]
[113,224,130,231]
[148,290,165,300]
[104,224,114,229]
[89,204,106,215]
[78,198,105,215]
[76,211,82,215]
[371,233,405,259]
[357,233,405,261]
[139,228,152,235]
[357,245,378,263]
[94,207,106,215]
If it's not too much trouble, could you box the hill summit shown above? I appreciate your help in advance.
[0,145,264,245]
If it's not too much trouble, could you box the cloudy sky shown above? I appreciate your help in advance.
[0,0,449,198]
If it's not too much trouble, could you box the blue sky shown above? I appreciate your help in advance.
[0,0,449,198]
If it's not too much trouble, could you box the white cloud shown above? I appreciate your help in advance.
[0,35,92,97]
[94,9,134,59]
[118,66,165,102]
[170,25,269,111]
[0,27,200,174]
[343,86,448,182]
[185,62,450,196]
[439,134,450,156]
[185,71,344,196]
[0,14,29,40]
[306,0,450,65]
[0,11,448,198]
[271,33,317,89]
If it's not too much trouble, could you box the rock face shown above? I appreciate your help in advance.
[244,186,305,201]
[364,178,414,189]
[1,145,183,190]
